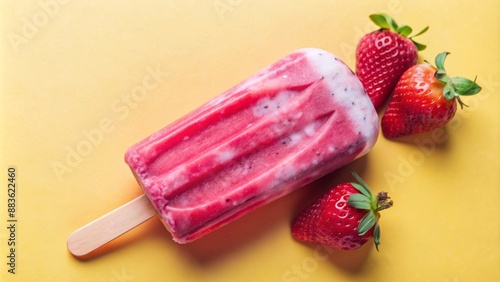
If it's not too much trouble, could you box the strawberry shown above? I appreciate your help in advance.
[291,171,393,251]
[356,13,428,109]
[381,52,482,138]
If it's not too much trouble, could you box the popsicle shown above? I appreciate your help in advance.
[67,48,379,255]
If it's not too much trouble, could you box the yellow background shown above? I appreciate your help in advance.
[1,0,499,281]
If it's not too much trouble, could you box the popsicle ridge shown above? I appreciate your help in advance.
[148,81,327,200]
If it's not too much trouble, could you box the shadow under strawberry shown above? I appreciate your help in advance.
[292,238,374,274]
[327,242,373,274]
[382,124,451,152]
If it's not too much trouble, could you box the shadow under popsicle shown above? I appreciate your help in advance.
[159,157,371,266]
[69,156,371,267]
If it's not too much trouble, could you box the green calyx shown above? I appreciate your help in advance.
[431,52,482,109]
[369,13,428,51]
[347,171,393,251]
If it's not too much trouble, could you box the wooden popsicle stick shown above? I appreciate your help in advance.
[67,194,157,257]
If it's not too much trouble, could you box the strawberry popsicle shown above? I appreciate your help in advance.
[125,48,379,244]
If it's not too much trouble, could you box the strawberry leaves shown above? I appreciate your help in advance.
[347,194,371,210]
[432,52,482,108]
[358,211,377,237]
[369,13,397,30]
[347,171,393,250]
[369,13,428,51]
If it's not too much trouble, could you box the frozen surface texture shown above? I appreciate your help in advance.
[125,48,378,243]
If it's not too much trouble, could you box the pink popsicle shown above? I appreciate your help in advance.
[124,48,379,244]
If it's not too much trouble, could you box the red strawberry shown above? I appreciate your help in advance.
[381,52,482,138]
[356,13,428,109]
[291,171,393,251]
